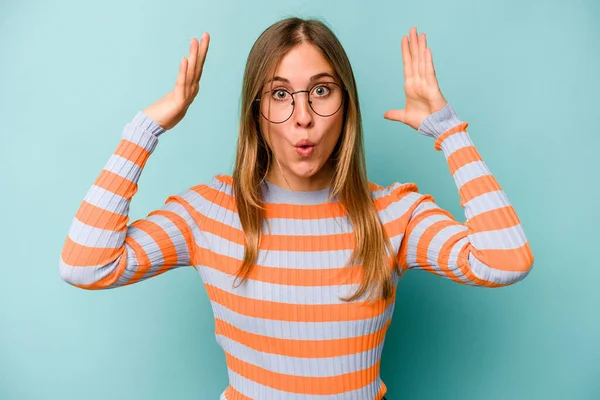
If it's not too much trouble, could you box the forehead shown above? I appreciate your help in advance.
[269,42,335,84]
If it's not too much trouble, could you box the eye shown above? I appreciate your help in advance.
[270,89,290,101]
[311,84,331,97]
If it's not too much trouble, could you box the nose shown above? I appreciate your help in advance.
[292,91,313,128]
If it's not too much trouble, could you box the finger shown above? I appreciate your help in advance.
[186,38,198,94]
[409,27,419,79]
[383,109,407,124]
[425,48,438,87]
[175,56,188,104]
[194,32,210,83]
[418,33,426,81]
[401,35,413,79]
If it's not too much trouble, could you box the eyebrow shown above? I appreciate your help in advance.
[265,72,336,85]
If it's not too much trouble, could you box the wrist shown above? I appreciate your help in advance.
[131,111,166,136]
[417,103,463,139]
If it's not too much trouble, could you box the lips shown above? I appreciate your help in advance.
[295,139,316,147]
[295,139,316,157]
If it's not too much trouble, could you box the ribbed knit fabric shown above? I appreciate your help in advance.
[59,103,534,399]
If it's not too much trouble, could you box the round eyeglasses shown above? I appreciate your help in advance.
[254,82,347,124]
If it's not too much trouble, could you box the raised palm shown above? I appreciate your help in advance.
[143,33,210,131]
[384,27,448,131]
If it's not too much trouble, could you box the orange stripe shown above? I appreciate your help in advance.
[223,386,252,400]
[129,219,178,264]
[398,196,456,268]
[62,236,122,267]
[216,174,233,185]
[148,208,197,265]
[265,202,347,219]
[94,169,138,199]
[262,231,355,251]
[447,145,482,175]
[369,182,384,191]
[197,247,363,286]
[75,200,128,231]
[466,206,521,232]
[113,138,152,168]
[201,216,246,245]
[436,230,474,285]
[434,121,469,151]
[224,352,381,395]
[215,317,391,358]
[472,242,534,273]
[396,197,427,268]
[415,219,460,277]
[192,184,238,213]
[201,215,357,251]
[381,206,413,238]
[458,175,501,206]
[372,183,419,211]
[377,382,388,400]
[205,284,395,323]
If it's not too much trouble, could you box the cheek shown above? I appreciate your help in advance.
[322,114,344,151]
[261,123,289,154]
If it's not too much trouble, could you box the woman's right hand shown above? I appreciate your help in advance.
[143,32,210,131]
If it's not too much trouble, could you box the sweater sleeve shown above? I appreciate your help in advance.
[58,112,198,290]
[397,103,534,287]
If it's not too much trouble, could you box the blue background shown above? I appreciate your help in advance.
[1,0,599,398]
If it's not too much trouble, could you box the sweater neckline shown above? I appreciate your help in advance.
[262,179,336,205]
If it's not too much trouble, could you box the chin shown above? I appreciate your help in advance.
[290,162,323,178]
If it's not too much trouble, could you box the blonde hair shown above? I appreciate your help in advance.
[232,17,399,302]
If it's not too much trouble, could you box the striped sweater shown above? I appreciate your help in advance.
[59,103,534,399]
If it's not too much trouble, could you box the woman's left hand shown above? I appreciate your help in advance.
[384,27,448,131]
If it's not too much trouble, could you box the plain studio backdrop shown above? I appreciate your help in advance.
[1,0,599,399]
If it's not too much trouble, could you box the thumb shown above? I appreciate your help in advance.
[383,109,407,124]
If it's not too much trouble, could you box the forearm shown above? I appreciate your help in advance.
[403,104,534,287]
[59,113,166,289]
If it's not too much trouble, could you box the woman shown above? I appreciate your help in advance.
[59,17,534,400]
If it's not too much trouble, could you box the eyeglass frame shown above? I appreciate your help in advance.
[253,81,348,124]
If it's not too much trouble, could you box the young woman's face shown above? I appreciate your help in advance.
[259,42,345,186]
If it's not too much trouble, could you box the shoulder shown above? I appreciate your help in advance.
[368,180,420,202]
[368,180,427,219]
[189,174,234,196]
[165,174,235,213]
